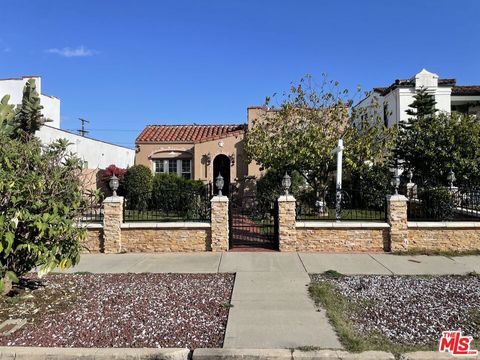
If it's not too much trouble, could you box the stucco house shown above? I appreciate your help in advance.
[135,107,271,192]
[354,69,480,127]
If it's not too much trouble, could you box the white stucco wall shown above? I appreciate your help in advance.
[0,76,60,128]
[397,88,414,124]
[353,91,384,127]
[1,76,134,170]
[384,90,399,127]
[434,87,452,115]
[40,94,61,128]
[354,69,454,127]
[36,125,135,169]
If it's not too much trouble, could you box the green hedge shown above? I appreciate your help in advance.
[151,173,206,214]
[418,187,455,220]
[122,165,153,211]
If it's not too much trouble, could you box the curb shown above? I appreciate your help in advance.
[193,348,395,359]
[193,348,292,359]
[0,347,191,360]
[0,347,478,360]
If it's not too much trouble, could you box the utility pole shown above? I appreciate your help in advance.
[78,118,90,137]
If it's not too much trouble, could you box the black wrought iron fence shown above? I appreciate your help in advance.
[407,187,480,221]
[296,188,386,221]
[123,186,211,222]
[79,195,104,223]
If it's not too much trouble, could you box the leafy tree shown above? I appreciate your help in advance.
[418,187,455,220]
[396,88,480,187]
[345,163,391,210]
[245,75,397,199]
[256,169,306,202]
[122,165,153,210]
[0,82,88,295]
[13,79,51,141]
[0,133,85,295]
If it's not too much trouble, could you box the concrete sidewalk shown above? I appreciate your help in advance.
[67,252,479,275]
[65,252,479,349]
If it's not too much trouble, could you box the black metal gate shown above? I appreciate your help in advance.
[228,185,278,250]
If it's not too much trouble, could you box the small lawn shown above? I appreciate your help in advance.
[0,273,234,348]
[309,271,480,356]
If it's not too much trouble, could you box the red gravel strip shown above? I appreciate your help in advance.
[0,273,235,348]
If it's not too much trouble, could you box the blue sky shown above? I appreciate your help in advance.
[1,0,479,148]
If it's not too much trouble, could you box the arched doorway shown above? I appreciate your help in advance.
[213,154,230,196]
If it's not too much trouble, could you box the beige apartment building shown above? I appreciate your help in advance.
[135,107,268,192]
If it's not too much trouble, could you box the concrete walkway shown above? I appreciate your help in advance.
[65,252,480,349]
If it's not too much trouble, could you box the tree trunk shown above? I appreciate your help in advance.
[1,274,12,296]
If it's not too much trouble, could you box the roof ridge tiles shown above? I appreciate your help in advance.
[136,124,246,143]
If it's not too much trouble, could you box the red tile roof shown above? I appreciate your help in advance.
[136,124,246,143]
[451,85,480,96]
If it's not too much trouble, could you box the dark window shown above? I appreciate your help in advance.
[181,159,191,179]
[168,159,177,174]
[154,160,165,173]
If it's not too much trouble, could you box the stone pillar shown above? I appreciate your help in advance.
[103,196,124,253]
[278,195,297,251]
[211,196,229,252]
[386,194,408,252]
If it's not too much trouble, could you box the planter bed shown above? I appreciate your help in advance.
[0,273,234,348]
[309,272,480,354]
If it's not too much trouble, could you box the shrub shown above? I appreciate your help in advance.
[103,164,126,180]
[151,173,207,218]
[0,136,85,294]
[122,165,153,211]
[419,187,455,220]
[347,164,390,210]
[0,86,84,295]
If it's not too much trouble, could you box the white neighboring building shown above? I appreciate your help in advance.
[37,125,134,169]
[0,76,61,128]
[0,75,135,171]
[354,69,480,127]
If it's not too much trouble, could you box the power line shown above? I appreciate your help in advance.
[66,128,142,132]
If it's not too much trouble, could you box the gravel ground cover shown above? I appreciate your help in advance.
[0,273,234,348]
[310,273,480,347]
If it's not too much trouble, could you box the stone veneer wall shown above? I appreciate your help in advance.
[81,228,103,253]
[278,196,297,251]
[407,223,480,252]
[387,195,409,252]
[103,196,123,253]
[79,193,479,254]
[295,223,389,252]
[210,196,229,252]
[121,226,211,252]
